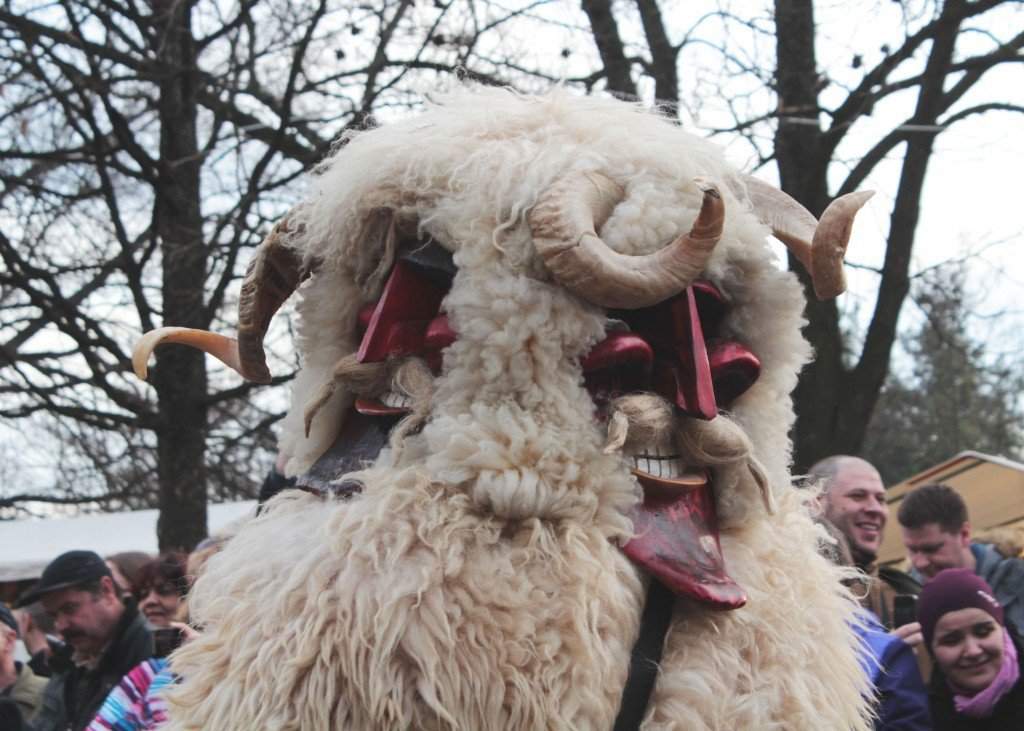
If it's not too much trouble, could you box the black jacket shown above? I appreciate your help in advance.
[928,628,1024,731]
[29,599,153,731]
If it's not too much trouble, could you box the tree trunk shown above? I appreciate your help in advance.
[773,0,844,470]
[775,0,964,472]
[150,0,208,550]
[844,3,963,461]
[581,0,637,97]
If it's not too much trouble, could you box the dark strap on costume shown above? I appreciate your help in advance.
[613,578,675,731]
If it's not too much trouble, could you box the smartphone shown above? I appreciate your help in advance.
[892,594,918,628]
[153,627,184,658]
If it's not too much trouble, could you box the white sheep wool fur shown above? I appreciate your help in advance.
[164,87,873,730]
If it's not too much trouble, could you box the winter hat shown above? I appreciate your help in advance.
[918,568,1004,649]
[0,603,18,637]
[15,550,112,608]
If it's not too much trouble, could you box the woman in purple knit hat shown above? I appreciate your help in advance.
[918,567,1024,729]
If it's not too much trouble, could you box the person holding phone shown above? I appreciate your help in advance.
[918,568,1024,729]
[15,551,154,731]
[817,519,932,730]
[899,484,1024,632]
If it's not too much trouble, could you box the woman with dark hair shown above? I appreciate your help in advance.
[918,568,1024,729]
[105,552,152,599]
[134,552,188,629]
[87,541,229,731]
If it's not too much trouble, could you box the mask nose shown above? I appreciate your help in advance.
[641,283,760,421]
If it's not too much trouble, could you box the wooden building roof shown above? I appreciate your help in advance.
[878,451,1024,566]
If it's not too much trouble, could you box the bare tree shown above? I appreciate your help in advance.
[863,263,1024,483]
[773,0,1023,469]
[2,0,1020,540]
[0,0,572,543]
[574,0,1022,469]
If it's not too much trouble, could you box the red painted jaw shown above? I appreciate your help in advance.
[622,470,747,610]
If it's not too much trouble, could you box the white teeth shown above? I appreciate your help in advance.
[380,391,412,409]
[631,453,685,478]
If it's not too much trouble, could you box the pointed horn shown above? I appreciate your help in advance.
[743,176,873,299]
[811,190,875,299]
[132,327,243,381]
[132,215,312,384]
[529,172,724,309]
[236,217,310,382]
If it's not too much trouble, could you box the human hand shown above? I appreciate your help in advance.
[14,610,48,656]
[891,621,923,649]
[168,621,201,644]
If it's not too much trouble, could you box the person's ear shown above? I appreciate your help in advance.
[960,521,972,546]
[99,575,119,601]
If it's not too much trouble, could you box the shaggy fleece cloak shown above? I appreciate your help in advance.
[164,88,873,730]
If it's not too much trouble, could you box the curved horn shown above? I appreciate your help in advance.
[133,328,243,380]
[132,216,310,384]
[743,176,873,299]
[528,172,724,309]
[811,191,875,299]
[236,217,308,382]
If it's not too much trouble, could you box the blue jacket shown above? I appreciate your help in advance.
[855,612,932,731]
[972,542,1024,632]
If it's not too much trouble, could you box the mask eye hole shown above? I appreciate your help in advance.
[585,280,760,417]
[581,333,654,410]
[708,341,760,406]
[355,239,455,367]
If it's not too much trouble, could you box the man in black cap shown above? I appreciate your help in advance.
[0,602,46,724]
[16,550,153,731]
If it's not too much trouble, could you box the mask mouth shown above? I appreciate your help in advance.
[355,393,413,416]
[628,450,697,484]
[630,460,704,489]
[622,467,747,610]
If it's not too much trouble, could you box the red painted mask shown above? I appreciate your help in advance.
[304,242,761,609]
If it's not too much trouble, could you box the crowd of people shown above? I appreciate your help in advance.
[814,456,1024,729]
[3,459,1023,730]
[0,539,223,731]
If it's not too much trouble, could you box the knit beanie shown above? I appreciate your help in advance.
[918,568,1004,649]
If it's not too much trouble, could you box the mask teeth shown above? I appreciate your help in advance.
[631,452,684,478]
[380,391,412,409]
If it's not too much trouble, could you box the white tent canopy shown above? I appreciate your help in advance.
[0,501,257,582]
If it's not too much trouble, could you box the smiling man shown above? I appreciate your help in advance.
[15,551,153,731]
[898,483,1024,633]
[810,456,922,630]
